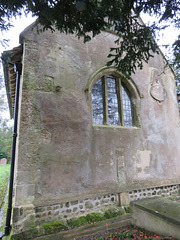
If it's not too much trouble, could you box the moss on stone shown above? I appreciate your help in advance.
[21,228,39,239]
[67,216,87,228]
[41,221,68,234]
[168,196,176,201]
[22,72,30,90]
[104,207,125,219]
[27,225,37,230]
[9,207,128,239]
[43,76,54,92]
[86,213,105,223]
[67,209,123,228]
[124,206,131,213]
[23,72,39,90]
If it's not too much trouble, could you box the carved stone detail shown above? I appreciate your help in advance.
[150,70,167,102]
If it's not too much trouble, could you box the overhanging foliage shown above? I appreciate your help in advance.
[0,0,179,74]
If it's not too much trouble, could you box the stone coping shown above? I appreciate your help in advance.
[131,197,180,227]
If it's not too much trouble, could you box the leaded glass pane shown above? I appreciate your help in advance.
[107,76,119,125]
[92,78,103,125]
[121,86,133,126]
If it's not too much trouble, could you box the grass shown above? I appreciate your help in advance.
[0,164,10,236]
[0,189,9,233]
[0,164,10,206]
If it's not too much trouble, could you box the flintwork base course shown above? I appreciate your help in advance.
[12,184,179,233]
[128,184,179,201]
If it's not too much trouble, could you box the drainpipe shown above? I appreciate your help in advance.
[3,62,22,237]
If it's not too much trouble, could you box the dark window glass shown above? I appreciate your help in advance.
[121,86,132,126]
[91,75,133,127]
[92,78,103,125]
[107,76,119,126]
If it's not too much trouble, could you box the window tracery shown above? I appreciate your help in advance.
[91,75,133,126]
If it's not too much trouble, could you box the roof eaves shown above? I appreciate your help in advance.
[1,45,23,118]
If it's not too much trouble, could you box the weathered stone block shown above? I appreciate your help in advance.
[71,200,79,205]
[36,207,46,213]
[101,199,109,204]
[23,215,35,227]
[119,192,130,206]
[66,209,71,213]
[0,158,7,166]
[85,201,93,209]
[54,210,59,215]
[13,208,20,223]
[53,205,59,210]
[73,207,78,212]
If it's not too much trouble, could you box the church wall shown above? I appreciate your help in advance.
[12,26,180,232]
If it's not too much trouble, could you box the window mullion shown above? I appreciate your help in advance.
[117,78,124,126]
[102,76,108,125]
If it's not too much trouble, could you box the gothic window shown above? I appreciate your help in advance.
[91,75,133,126]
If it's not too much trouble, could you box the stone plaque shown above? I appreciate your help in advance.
[150,70,167,102]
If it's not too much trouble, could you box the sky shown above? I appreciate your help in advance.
[0,14,36,122]
[0,12,179,121]
[141,13,179,60]
[0,13,37,69]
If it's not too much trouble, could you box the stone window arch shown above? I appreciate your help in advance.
[85,67,142,127]
[91,74,133,126]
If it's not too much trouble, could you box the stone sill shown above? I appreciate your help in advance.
[92,125,140,130]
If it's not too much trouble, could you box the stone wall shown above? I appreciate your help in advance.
[10,22,180,234]
[12,184,179,233]
[128,184,180,201]
[35,193,116,224]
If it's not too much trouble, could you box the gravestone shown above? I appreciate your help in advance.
[0,158,7,166]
